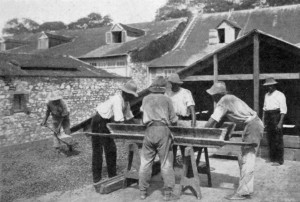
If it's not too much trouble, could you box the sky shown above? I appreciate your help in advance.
[0,0,167,35]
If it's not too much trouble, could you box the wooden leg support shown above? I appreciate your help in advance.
[123,143,140,188]
[195,147,212,187]
[180,146,202,200]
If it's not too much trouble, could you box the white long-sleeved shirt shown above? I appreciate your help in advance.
[96,93,133,122]
[263,90,287,114]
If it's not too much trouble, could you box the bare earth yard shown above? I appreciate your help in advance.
[1,135,300,202]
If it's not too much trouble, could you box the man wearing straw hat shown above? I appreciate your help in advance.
[139,76,178,201]
[91,80,138,190]
[41,90,72,148]
[262,77,287,166]
[165,73,196,167]
[205,81,264,200]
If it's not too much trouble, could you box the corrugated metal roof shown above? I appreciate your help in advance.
[0,52,121,78]
[149,4,300,68]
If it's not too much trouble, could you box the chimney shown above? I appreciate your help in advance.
[208,29,219,45]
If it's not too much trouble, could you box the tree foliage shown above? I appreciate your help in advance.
[155,0,300,21]
[38,21,67,32]
[67,13,113,29]
[155,6,192,21]
[3,18,39,35]
[2,12,113,35]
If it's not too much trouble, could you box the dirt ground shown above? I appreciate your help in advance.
[12,156,300,202]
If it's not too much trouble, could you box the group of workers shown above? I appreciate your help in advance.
[41,73,287,201]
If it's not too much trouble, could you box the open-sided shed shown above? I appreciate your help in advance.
[177,29,300,132]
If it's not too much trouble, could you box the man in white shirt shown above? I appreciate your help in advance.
[262,77,287,166]
[205,81,264,200]
[165,73,196,167]
[91,80,138,190]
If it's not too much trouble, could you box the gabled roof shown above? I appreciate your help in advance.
[80,19,186,59]
[118,23,145,37]
[216,19,241,29]
[178,29,300,78]
[40,32,73,42]
[149,4,300,68]
[0,52,121,78]
[5,19,184,59]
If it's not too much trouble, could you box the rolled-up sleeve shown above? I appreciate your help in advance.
[185,90,195,107]
[211,105,227,122]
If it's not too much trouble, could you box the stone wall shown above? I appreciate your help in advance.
[129,61,149,91]
[0,76,128,146]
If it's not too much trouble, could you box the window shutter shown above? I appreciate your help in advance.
[121,31,126,43]
[106,32,112,44]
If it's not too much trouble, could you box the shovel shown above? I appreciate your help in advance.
[43,121,74,152]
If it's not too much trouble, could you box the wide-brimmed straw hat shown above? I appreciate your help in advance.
[47,90,63,101]
[119,80,138,97]
[263,77,278,86]
[149,76,167,93]
[168,73,183,84]
[206,81,227,95]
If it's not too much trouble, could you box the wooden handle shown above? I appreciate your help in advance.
[224,141,257,147]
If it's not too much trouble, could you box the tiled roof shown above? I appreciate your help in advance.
[0,52,120,78]
[5,19,184,59]
[80,19,186,58]
[149,4,300,68]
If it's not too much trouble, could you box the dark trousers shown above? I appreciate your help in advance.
[91,112,117,183]
[265,110,284,164]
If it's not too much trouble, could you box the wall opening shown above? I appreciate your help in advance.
[218,29,225,43]
[112,31,122,43]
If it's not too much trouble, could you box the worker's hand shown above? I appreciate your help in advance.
[276,122,283,131]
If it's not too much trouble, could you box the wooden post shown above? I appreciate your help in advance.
[213,54,218,83]
[253,34,260,114]
[213,54,218,107]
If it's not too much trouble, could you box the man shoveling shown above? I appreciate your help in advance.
[41,90,75,151]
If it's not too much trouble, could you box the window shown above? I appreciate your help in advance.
[99,61,107,67]
[112,31,122,43]
[90,62,97,66]
[116,60,126,66]
[12,94,29,114]
[107,61,116,66]
[164,69,176,78]
[218,28,225,43]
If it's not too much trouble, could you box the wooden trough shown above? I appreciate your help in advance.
[83,122,256,200]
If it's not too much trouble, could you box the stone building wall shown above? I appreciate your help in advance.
[0,76,128,146]
[129,61,149,91]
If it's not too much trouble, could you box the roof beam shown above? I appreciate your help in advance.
[183,73,300,81]
[179,36,253,78]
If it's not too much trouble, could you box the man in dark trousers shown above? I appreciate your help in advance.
[262,77,287,166]
[91,80,138,189]
[139,76,179,201]
[205,81,264,200]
